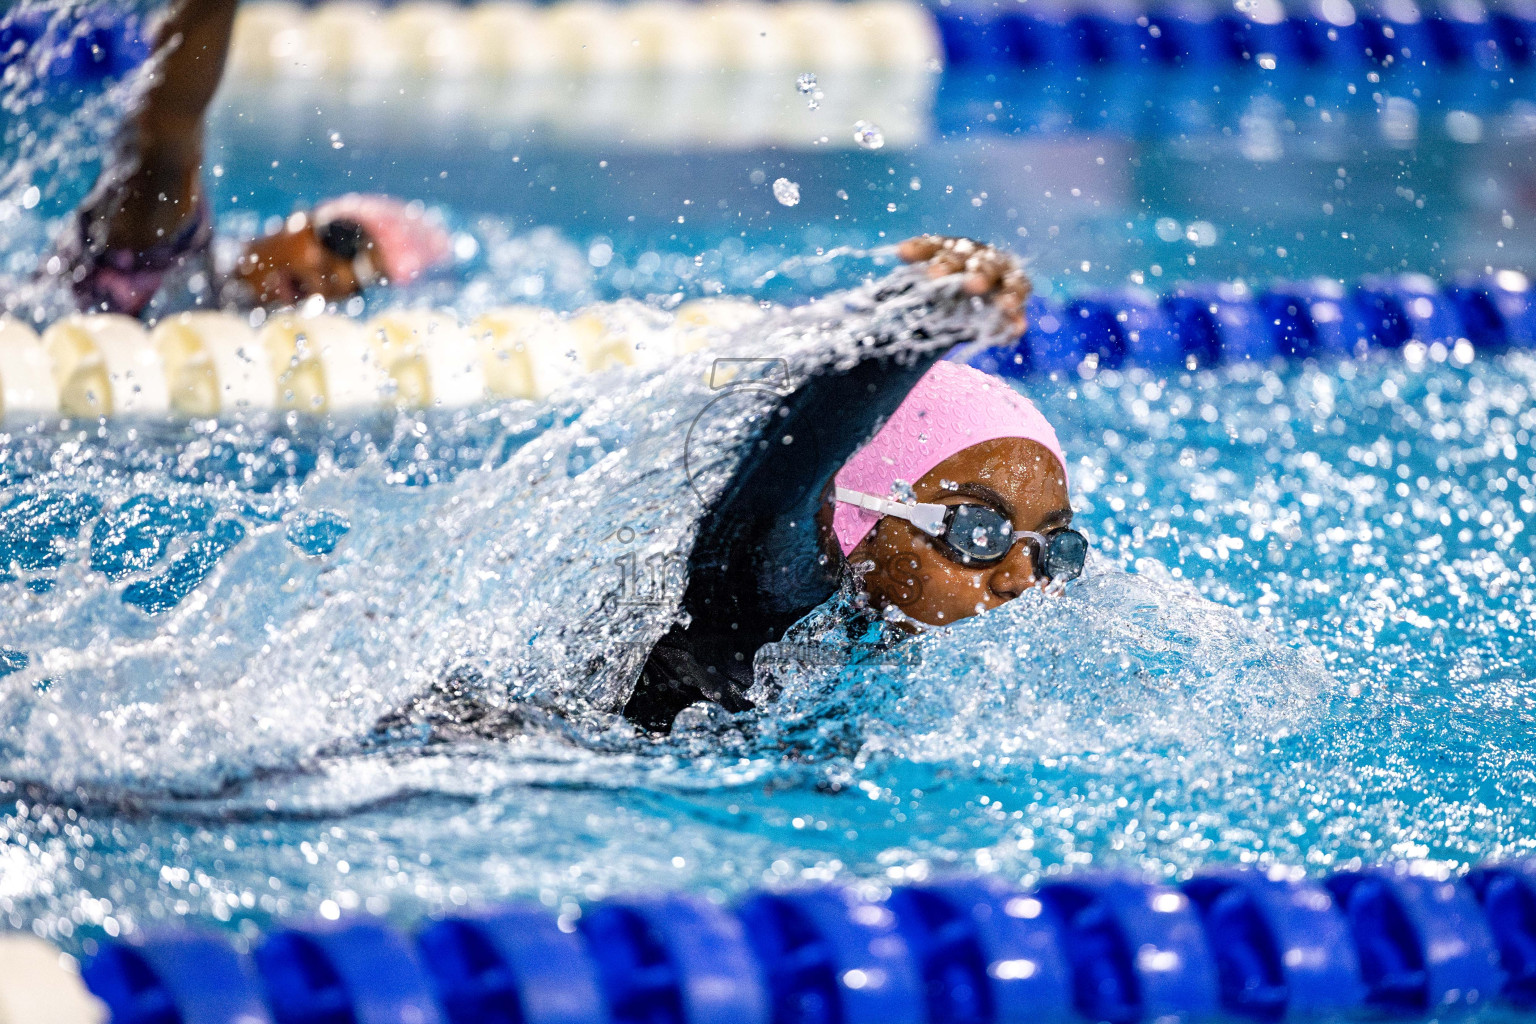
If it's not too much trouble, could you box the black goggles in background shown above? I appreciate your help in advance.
[315,217,380,286]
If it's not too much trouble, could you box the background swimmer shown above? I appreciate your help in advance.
[57,0,450,316]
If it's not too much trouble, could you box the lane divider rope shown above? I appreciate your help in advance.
[12,0,1536,85]
[2,270,1530,421]
[51,861,1536,1023]
[0,297,764,421]
[934,0,1536,70]
[0,0,942,82]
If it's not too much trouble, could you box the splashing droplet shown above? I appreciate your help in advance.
[795,72,817,94]
[853,120,885,150]
[772,178,801,207]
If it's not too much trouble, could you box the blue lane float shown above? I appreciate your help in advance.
[932,2,1536,70]
[965,272,1536,378]
[78,862,1536,1024]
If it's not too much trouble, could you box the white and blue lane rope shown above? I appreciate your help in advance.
[2,271,1531,421]
[11,0,1536,85]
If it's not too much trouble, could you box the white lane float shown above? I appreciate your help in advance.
[853,0,945,68]
[41,313,170,418]
[152,311,277,417]
[621,0,723,73]
[259,313,390,414]
[388,1,485,77]
[473,306,585,401]
[466,2,561,76]
[0,318,60,419]
[368,310,489,408]
[674,296,766,354]
[0,934,106,1024]
[704,1,796,70]
[0,299,780,422]
[227,0,319,78]
[545,0,646,74]
[227,0,944,77]
[308,1,403,77]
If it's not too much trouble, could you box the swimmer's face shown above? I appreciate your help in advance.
[850,436,1071,628]
[235,214,365,307]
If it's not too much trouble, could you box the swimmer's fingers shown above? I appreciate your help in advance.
[959,251,1030,332]
[996,290,1026,333]
[904,237,1028,328]
[926,241,977,279]
[897,234,947,263]
[961,248,1013,295]
[997,267,1032,327]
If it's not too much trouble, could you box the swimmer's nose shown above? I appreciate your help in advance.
[987,540,1037,599]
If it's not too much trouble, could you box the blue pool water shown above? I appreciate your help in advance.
[2,12,1536,962]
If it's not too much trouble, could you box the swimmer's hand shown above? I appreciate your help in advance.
[897,235,1030,334]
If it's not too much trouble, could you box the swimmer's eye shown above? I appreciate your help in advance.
[317,218,366,260]
[315,217,380,287]
[832,487,1085,581]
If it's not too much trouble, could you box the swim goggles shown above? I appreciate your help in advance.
[314,216,381,288]
[834,486,1088,579]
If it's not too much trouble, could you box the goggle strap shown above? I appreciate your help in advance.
[833,487,948,536]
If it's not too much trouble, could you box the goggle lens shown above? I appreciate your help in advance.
[1041,529,1088,581]
[938,503,1088,581]
[944,503,1014,563]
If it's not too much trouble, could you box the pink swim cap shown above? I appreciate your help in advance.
[313,193,452,285]
[831,360,1067,556]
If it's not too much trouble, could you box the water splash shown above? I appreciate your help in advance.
[852,120,885,150]
[3,333,1536,949]
[0,263,1003,801]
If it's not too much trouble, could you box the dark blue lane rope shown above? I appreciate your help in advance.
[933,2,1536,71]
[81,861,1536,1024]
[964,271,1536,377]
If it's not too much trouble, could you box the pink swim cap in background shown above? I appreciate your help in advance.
[831,360,1067,557]
[313,193,453,285]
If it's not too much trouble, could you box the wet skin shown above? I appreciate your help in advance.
[232,217,366,306]
[897,234,1030,335]
[844,436,1072,628]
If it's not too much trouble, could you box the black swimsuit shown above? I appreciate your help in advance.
[623,335,952,732]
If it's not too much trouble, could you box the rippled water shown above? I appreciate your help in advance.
[3,274,1534,949]
[3,0,1535,961]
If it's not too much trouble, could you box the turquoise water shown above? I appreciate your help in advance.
[2,35,1535,957]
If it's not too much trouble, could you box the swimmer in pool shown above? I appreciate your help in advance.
[377,236,1074,739]
[58,0,450,317]
[623,238,1080,731]
[90,6,1065,735]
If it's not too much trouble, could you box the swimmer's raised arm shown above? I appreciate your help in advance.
[91,0,238,253]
